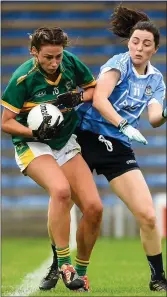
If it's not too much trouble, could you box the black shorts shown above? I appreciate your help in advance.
[76,128,140,182]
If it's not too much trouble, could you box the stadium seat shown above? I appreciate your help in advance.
[2,195,49,208]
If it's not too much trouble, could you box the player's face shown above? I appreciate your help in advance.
[128,30,158,66]
[33,45,63,74]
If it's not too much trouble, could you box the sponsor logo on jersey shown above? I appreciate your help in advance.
[35,91,46,98]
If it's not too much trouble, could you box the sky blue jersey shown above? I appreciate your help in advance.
[77,52,166,147]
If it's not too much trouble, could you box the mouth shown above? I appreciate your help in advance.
[49,69,57,73]
[135,55,142,59]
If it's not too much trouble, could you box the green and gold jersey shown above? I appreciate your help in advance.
[2,50,96,150]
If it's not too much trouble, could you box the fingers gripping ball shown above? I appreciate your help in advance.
[27,103,64,130]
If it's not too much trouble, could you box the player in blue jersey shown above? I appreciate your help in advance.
[76,5,167,292]
[42,4,167,293]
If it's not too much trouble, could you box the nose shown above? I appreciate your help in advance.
[51,59,58,68]
[137,43,143,51]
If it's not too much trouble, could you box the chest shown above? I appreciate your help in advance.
[28,71,77,103]
[112,75,155,118]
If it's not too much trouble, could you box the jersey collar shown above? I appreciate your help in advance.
[35,58,64,86]
[132,61,155,78]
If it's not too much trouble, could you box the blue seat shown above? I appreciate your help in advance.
[1,157,17,168]
[132,136,166,149]
[136,155,166,167]
[2,195,49,208]
[2,10,109,20]
[145,174,166,187]
[2,174,40,188]
[93,174,109,188]
[145,11,166,19]
[2,46,29,55]
[102,194,119,206]
[138,119,166,130]
[1,138,13,149]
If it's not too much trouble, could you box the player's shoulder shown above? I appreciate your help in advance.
[151,64,164,78]
[11,58,37,85]
[106,51,130,65]
[63,50,81,65]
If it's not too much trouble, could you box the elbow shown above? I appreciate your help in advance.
[1,123,6,132]
[1,122,9,134]
[150,122,161,128]
[92,97,100,110]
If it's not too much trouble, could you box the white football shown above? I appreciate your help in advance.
[27,103,64,130]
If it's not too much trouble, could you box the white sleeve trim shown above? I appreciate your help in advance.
[147,98,163,106]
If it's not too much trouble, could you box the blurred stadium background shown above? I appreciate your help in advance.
[1,1,166,240]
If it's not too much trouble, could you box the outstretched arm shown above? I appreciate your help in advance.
[147,103,167,128]
[93,69,147,145]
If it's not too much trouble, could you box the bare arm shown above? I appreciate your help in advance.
[82,87,95,102]
[147,103,166,128]
[92,70,124,127]
[2,108,33,137]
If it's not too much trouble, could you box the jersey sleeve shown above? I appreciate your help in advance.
[147,75,166,106]
[99,53,128,84]
[71,55,96,89]
[1,75,27,113]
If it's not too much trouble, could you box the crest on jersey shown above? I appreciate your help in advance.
[145,85,152,96]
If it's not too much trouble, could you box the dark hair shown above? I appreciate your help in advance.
[109,4,160,48]
[30,27,69,51]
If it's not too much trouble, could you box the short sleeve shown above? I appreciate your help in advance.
[1,75,27,113]
[147,75,166,106]
[99,53,129,84]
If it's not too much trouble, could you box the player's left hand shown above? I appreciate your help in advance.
[162,107,167,119]
[55,91,83,108]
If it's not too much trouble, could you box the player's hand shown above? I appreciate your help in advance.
[162,107,167,119]
[32,116,64,141]
[119,120,148,145]
[55,91,83,108]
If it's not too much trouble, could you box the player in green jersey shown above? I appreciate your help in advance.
[1,27,103,292]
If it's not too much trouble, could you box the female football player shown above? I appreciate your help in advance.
[1,26,103,292]
[48,5,167,292]
[76,5,167,292]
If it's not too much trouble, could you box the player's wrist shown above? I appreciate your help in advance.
[162,108,167,119]
[118,119,129,131]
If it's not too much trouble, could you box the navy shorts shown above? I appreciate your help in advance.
[75,128,140,181]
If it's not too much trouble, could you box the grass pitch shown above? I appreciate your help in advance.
[2,237,166,296]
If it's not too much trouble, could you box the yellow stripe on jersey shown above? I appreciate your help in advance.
[19,148,35,168]
[80,79,96,89]
[16,58,38,85]
[1,100,20,113]
[20,102,39,112]
[45,73,62,86]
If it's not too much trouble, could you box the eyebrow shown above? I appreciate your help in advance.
[44,53,63,57]
[132,37,152,42]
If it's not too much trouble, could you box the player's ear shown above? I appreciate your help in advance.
[31,46,38,57]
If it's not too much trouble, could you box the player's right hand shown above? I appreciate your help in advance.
[32,116,64,141]
[119,120,148,145]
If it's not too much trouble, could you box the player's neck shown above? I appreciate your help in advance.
[133,63,148,75]
[47,68,60,82]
